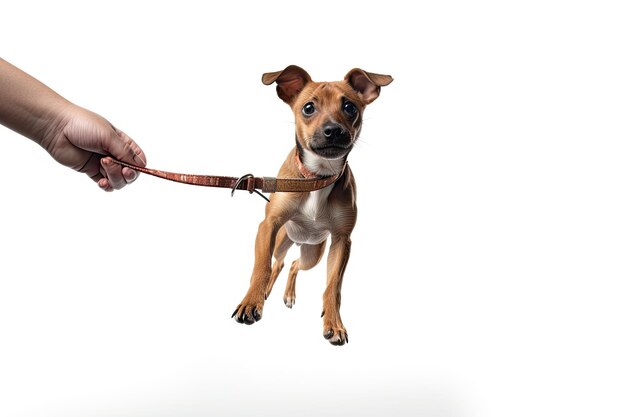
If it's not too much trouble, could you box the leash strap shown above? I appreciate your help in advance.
[112,159,344,195]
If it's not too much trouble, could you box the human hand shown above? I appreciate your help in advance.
[42,105,147,191]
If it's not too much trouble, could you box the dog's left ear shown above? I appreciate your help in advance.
[345,69,393,104]
[262,65,312,105]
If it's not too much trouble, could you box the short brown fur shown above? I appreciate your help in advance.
[232,66,392,345]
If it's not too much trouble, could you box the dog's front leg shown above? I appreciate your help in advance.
[232,214,286,324]
[322,233,352,345]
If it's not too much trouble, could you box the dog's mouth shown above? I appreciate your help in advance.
[310,144,352,159]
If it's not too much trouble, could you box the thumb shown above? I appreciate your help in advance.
[106,127,147,167]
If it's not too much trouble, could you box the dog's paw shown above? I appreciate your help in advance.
[283,294,295,309]
[231,301,263,325]
[323,324,348,346]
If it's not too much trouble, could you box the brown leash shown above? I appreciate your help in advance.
[112,158,345,201]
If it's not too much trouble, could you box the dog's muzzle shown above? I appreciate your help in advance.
[310,123,353,159]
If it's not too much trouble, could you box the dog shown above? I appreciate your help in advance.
[232,65,392,345]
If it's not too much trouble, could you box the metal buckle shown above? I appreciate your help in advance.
[231,174,270,202]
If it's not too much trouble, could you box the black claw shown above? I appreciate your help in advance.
[345,333,349,344]
[252,307,262,321]
[231,307,239,318]
[321,311,325,318]
[331,338,346,346]
[324,329,334,340]
[235,314,244,324]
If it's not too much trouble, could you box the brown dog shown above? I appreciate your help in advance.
[232,65,392,345]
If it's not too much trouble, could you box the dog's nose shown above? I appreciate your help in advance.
[323,124,346,141]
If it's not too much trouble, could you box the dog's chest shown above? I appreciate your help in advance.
[285,185,334,245]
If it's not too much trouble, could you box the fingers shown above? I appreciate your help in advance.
[97,177,113,192]
[94,126,145,191]
[98,156,139,191]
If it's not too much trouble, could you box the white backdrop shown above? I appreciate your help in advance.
[1,1,625,416]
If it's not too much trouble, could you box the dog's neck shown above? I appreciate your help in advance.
[295,141,346,178]
[295,148,319,179]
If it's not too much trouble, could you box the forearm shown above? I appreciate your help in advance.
[0,58,71,145]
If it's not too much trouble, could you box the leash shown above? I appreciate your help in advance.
[112,158,345,202]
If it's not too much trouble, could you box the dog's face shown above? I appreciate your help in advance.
[291,80,364,160]
[262,66,393,163]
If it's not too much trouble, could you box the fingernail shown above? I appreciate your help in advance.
[125,168,138,182]
[133,153,146,166]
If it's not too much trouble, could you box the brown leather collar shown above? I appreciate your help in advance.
[112,157,346,198]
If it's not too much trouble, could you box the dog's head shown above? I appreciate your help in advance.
[262,66,392,174]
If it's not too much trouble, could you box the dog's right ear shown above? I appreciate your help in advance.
[262,65,312,105]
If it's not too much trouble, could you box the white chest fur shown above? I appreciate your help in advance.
[285,185,334,245]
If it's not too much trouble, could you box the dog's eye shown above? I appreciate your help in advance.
[302,102,316,116]
[343,101,358,117]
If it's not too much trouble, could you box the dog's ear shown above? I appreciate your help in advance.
[345,69,393,104]
[262,65,312,105]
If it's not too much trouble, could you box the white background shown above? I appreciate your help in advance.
[1,1,625,416]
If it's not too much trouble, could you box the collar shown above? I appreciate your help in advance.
[295,148,320,179]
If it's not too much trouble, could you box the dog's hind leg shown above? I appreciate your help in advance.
[284,239,327,308]
[265,226,294,300]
